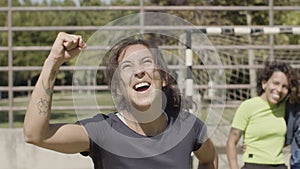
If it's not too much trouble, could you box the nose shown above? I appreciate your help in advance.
[276,85,284,93]
[134,67,146,78]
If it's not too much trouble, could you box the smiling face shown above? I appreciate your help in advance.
[116,44,165,112]
[261,71,289,105]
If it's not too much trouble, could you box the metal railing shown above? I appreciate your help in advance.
[1,0,300,127]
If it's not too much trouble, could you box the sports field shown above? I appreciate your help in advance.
[0,91,236,128]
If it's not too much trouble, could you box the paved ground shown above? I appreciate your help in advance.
[0,125,291,169]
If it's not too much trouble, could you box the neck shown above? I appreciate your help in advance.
[121,110,168,136]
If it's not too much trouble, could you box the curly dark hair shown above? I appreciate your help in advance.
[256,61,298,100]
[288,71,300,104]
[105,36,182,119]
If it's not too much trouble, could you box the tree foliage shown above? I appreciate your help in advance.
[0,0,299,92]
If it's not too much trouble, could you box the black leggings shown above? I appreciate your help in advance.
[241,163,287,169]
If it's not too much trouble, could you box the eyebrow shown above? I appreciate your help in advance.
[119,60,132,67]
[120,55,153,63]
[141,55,154,61]
[120,60,131,64]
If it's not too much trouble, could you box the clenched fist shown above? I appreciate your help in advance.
[48,32,86,66]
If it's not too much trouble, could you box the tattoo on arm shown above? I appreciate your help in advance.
[231,128,243,138]
[42,70,58,96]
[37,98,50,114]
[42,80,53,96]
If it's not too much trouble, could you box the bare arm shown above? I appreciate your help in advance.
[194,138,218,169]
[226,127,243,169]
[23,32,89,154]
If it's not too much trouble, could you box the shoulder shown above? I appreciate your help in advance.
[192,114,205,128]
[241,97,263,105]
[176,111,204,125]
[181,112,207,135]
[236,97,267,114]
[287,102,300,114]
[77,112,122,144]
[78,112,118,125]
[172,111,206,134]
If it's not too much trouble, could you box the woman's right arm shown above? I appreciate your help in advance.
[226,127,243,169]
[23,32,90,154]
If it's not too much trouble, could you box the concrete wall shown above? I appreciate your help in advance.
[0,128,93,169]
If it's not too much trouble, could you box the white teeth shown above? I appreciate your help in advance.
[272,93,280,99]
[134,82,150,89]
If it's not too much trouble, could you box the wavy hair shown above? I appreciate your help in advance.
[256,61,298,101]
[105,36,182,119]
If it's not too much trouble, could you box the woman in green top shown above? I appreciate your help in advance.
[226,61,298,169]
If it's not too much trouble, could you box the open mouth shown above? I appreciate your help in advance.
[133,82,151,92]
[271,93,280,100]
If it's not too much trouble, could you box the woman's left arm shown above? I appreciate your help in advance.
[193,138,218,169]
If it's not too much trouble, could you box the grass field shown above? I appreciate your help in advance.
[0,91,236,128]
[0,91,115,128]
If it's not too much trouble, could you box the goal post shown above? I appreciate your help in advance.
[184,26,300,105]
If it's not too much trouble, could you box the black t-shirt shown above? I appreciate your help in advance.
[79,112,207,169]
